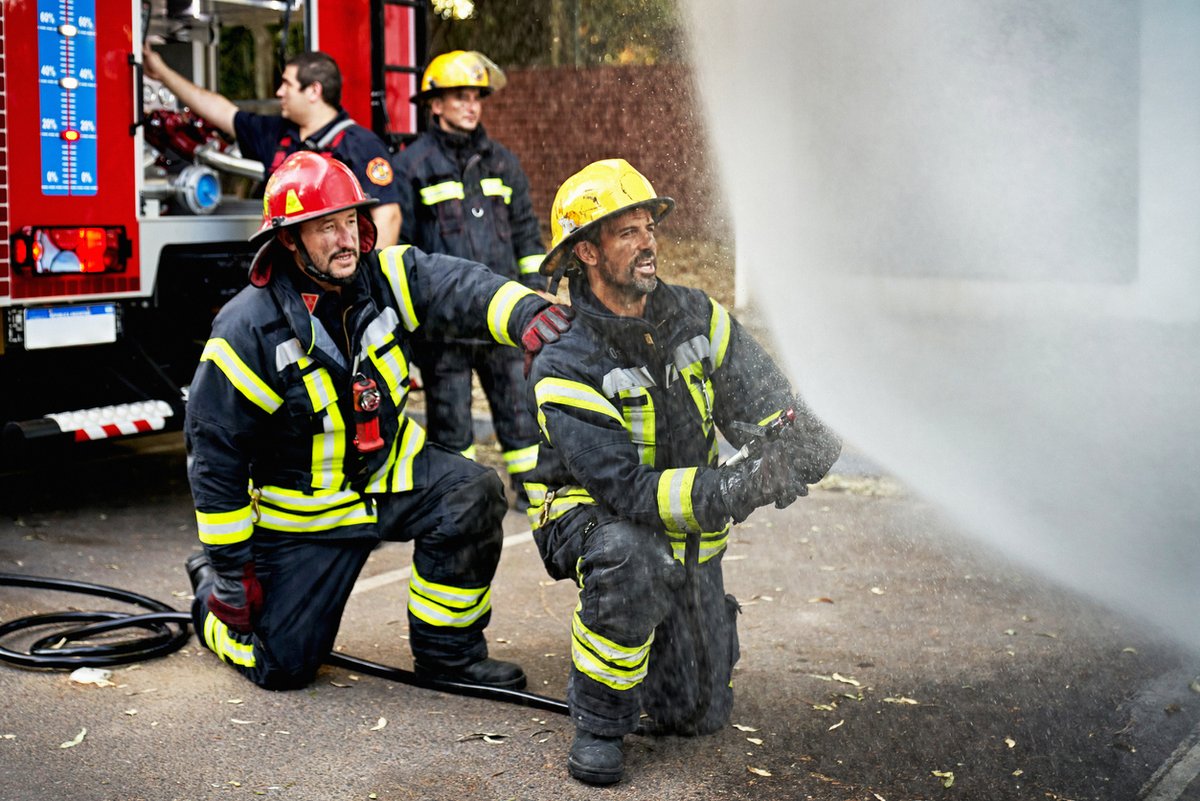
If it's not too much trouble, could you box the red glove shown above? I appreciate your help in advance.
[521,304,574,377]
[206,562,264,634]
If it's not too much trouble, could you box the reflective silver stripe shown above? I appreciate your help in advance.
[486,281,535,346]
[517,254,545,274]
[708,299,732,368]
[673,336,710,371]
[275,338,307,371]
[480,177,513,204]
[378,246,419,332]
[419,181,465,205]
[201,338,283,414]
[601,365,655,397]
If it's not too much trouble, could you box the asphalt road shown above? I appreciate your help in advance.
[1,432,1199,801]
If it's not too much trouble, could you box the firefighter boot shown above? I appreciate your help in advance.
[568,729,624,785]
[185,552,216,595]
[414,657,527,690]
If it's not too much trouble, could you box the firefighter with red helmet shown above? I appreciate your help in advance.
[183,151,572,691]
[524,160,842,784]
[142,46,401,247]
[392,51,546,507]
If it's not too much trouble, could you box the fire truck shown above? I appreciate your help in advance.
[0,0,425,458]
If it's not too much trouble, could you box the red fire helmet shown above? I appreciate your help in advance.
[248,152,378,286]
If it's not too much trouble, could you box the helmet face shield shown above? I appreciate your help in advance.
[541,159,674,277]
[412,51,507,103]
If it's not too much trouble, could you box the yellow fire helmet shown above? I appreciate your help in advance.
[541,158,675,277]
[411,50,507,103]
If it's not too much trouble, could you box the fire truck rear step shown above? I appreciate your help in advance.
[5,401,177,443]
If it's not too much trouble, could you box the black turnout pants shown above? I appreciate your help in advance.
[191,444,507,689]
[534,508,741,737]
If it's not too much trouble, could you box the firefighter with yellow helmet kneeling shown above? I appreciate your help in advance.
[524,159,842,784]
[183,151,572,691]
[392,51,547,508]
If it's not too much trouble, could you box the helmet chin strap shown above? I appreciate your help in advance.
[293,236,356,288]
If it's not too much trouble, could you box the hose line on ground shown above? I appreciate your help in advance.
[0,572,568,715]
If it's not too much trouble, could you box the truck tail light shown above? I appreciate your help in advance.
[10,226,131,275]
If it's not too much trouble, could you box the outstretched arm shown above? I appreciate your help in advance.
[142,43,239,136]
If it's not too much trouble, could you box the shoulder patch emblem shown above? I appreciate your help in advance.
[367,157,394,186]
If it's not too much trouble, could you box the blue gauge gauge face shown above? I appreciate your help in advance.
[37,0,98,196]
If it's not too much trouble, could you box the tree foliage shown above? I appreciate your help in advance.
[429,0,688,68]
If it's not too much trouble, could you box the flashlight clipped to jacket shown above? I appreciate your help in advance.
[352,373,384,452]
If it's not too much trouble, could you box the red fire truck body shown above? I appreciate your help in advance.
[0,0,423,454]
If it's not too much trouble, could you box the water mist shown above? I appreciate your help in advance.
[682,1,1200,645]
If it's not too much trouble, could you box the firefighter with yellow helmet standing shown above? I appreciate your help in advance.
[392,51,546,507]
[183,151,572,691]
[524,159,842,784]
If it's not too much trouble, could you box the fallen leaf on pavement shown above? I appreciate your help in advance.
[457,731,509,744]
[747,766,772,777]
[932,770,955,788]
[369,718,387,731]
[60,728,87,749]
[828,720,844,731]
[1005,736,1016,748]
[831,673,861,687]
[883,696,919,705]
[732,724,759,732]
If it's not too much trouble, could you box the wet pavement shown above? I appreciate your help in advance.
[1,431,1198,801]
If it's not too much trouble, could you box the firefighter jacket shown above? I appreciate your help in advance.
[393,122,545,295]
[525,278,799,565]
[185,244,545,576]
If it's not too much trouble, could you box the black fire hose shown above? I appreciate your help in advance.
[0,573,568,715]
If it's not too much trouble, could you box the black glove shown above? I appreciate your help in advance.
[206,562,264,634]
[521,304,574,377]
[718,437,807,524]
[777,403,843,485]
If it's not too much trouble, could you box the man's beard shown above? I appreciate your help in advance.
[306,248,358,286]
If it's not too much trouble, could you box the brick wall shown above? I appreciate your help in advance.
[479,63,728,240]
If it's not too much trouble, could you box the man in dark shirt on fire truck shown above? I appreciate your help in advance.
[142,45,401,247]
[392,51,546,508]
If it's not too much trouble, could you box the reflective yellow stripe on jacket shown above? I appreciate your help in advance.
[408,564,491,628]
[487,281,536,347]
[253,485,377,532]
[196,505,255,546]
[419,181,465,205]
[201,338,283,414]
[524,482,596,531]
[534,377,625,443]
[657,468,729,563]
[517,254,545,275]
[275,338,347,488]
[479,177,512,204]
[377,245,419,332]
